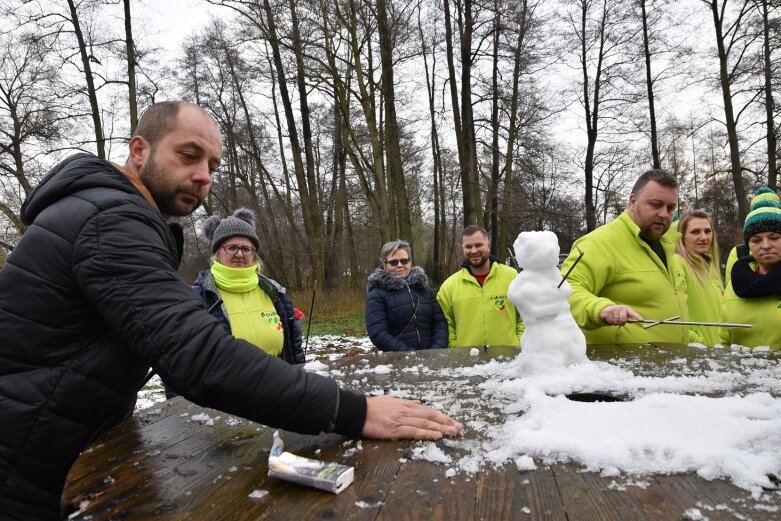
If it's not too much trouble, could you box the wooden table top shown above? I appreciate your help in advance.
[64,344,781,520]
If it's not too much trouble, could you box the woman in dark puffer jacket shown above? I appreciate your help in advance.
[365,240,448,351]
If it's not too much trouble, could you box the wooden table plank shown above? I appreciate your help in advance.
[551,463,679,521]
[475,465,568,520]
[375,459,478,521]
[653,473,781,521]
[64,344,781,520]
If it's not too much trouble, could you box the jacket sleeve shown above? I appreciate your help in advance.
[516,310,525,337]
[562,239,615,330]
[73,206,366,437]
[365,289,411,351]
[429,293,449,349]
[436,282,457,347]
[282,292,306,364]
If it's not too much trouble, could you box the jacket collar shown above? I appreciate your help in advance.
[113,162,160,214]
[366,265,428,292]
[460,254,500,276]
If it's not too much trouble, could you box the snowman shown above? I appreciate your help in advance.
[507,230,587,375]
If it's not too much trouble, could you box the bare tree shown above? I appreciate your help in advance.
[702,0,756,220]
[567,0,638,231]
[640,0,661,168]
[65,0,106,158]
[376,0,413,242]
[123,0,138,133]
[756,0,778,188]
[443,0,481,226]
[0,30,67,248]
[417,0,447,282]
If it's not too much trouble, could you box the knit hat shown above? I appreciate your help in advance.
[749,186,780,212]
[202,208,260,252]
[743,200,781,244]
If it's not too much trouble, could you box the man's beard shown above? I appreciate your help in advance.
[640,222,669,241]
[467,253,489,268]
[139,152,204,217]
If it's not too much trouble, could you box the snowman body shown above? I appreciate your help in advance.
[507,231,587,374]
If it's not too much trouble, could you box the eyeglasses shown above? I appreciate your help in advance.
[386,258,411,267]
[222,244,256,256]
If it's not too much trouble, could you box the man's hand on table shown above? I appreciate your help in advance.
[362,396,464,440]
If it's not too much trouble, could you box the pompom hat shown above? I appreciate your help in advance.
[743,199,781,244]
[202,208,260,252]
[749,186,780,212]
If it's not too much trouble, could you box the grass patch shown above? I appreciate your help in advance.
[289,287,367,337]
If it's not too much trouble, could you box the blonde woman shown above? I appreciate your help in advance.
[674,210,724,345]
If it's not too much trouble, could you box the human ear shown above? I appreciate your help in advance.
[127,136,151,171]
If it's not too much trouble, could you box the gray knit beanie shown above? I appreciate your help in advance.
[202,208,260,252]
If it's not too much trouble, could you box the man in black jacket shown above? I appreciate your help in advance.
[0,101,462,520]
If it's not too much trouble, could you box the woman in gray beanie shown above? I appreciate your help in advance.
[166,208,304,399]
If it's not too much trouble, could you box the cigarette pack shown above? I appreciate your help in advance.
[268,432,354,494]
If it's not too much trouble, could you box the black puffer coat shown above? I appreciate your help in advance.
[365,266,448,351]
[0,154,365,520]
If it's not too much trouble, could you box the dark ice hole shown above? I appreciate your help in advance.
[564,392,625,402]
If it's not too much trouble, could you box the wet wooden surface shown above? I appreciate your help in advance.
[64,344,781,520]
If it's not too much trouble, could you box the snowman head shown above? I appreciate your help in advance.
[513,230,560,270]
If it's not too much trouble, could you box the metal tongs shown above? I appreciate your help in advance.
[628,316,753,329]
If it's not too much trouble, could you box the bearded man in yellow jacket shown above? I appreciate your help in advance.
[437,224,524,347]
[561,169,689,345]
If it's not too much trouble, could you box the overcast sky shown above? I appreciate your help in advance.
[135,0,222,55]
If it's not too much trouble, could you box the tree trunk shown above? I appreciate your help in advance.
[221,39,301,285]
[460,0,479,226]
[419,6,445,283]
[377,0,412,241]
[498,0,529,257]
[443,0,478,227]
[640,0,660,169]
[123,0,138,134]
[67,0,104,158]
[707,0,748,220]
[760,0,777,188]
[486,3,501,250]
[581,0,605,231]
[288,0,326,288]
[333,0,391,240]
[261,0,324,288]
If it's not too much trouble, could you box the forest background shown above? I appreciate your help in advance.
[0,0,779,293]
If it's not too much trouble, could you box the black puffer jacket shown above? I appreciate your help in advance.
[0,154,365,520]
[365,266,448,351]
[192,268,305,364]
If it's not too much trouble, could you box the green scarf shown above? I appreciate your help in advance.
[211,261,259,293]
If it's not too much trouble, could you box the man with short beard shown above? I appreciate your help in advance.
[437,224,523,347]
[0,101,462,520]
[561,169,689,345]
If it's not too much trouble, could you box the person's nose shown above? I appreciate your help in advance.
[192,161,212,186]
